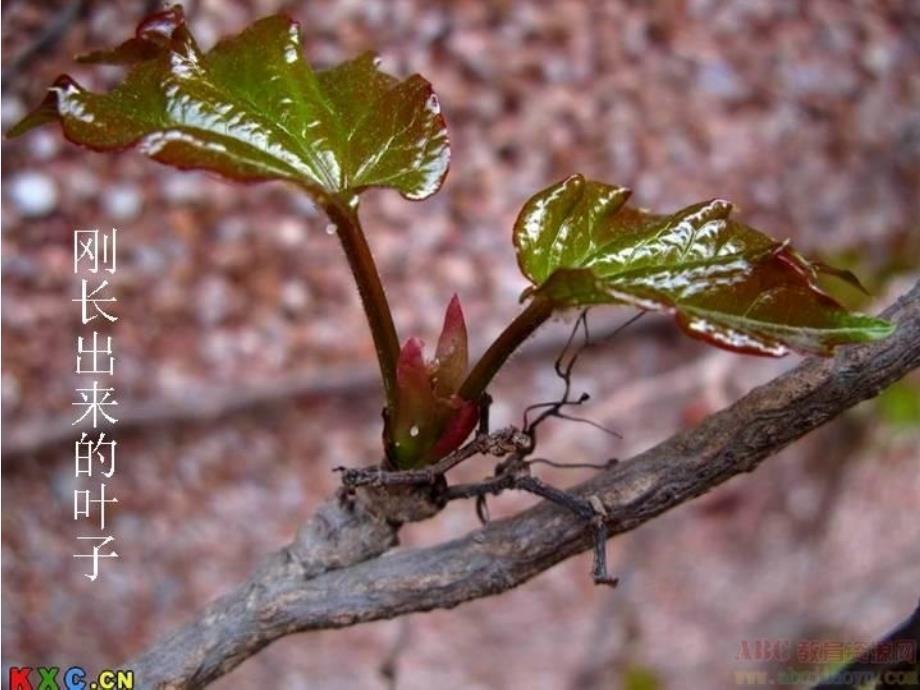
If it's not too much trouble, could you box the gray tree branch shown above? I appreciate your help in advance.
[129,280,920,689]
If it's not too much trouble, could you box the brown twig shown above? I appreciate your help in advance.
[336,426,530,488]
[126,280,920,689]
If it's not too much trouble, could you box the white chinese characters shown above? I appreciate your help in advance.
[72,228,120,581]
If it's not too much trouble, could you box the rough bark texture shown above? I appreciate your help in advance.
[129,280,920,689]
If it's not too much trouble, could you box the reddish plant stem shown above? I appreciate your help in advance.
[324,196,400,410]
[458,297,555,401]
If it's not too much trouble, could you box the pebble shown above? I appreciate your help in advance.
[131,244,167,274]
[102,183,143,221]
[276,217,307,247]
[280,280,310,313]
[195,275,237,325]
[215,216,249,242]
[0,96,25,129]
[162,173,204,203]
[28,130,60,161]
[696,59,748,100]
[8,171,58,217]
[67,169,100,200]
[2,372,21,410]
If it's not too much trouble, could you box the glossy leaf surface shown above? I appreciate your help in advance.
[7,5,450,202]
[514,174,893,356]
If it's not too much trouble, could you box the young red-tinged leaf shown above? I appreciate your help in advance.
[428,398,478,462]
[76,7,177,64]
[432,294,468,397]
[388,297,476,468]
[514,174,894,356]
[391,338,439,467]
[395,338,431,400]
[7,5,450,204]
[671,248,893,355]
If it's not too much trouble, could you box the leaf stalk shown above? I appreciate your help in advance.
[458,297,555,401]
[324,196,400,411]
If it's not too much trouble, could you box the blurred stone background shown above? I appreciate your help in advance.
[2,1,919,688]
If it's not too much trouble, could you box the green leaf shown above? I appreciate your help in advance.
[6,5,450,203]
[514,174,894,356]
